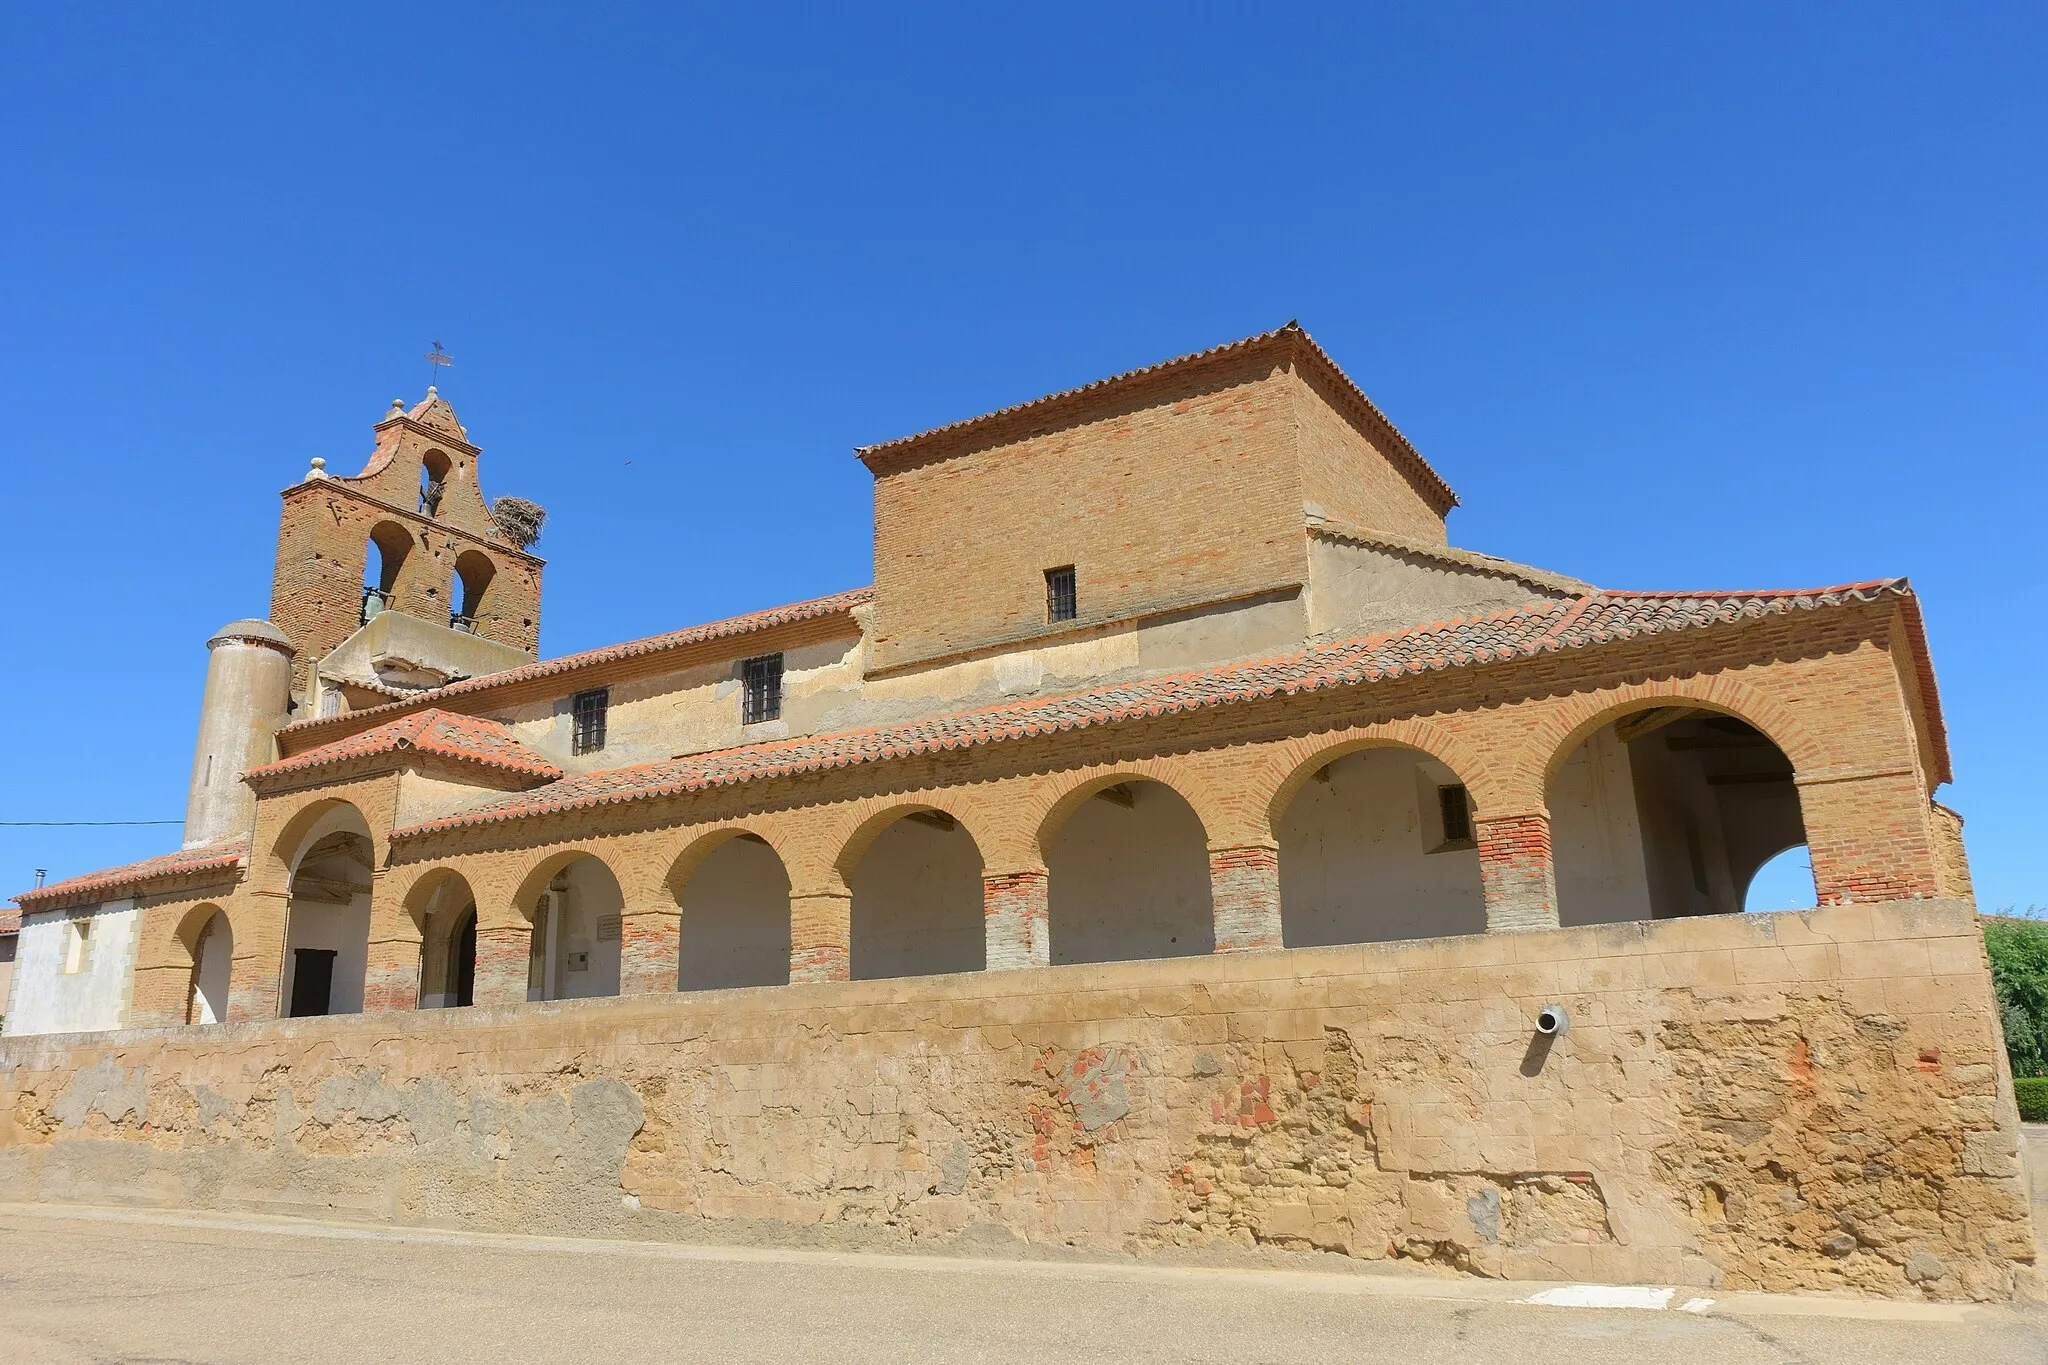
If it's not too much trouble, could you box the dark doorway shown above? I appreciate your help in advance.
[289,948,336,1017]
[453,911,477,1007]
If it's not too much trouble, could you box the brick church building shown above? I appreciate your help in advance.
[6,324,1970,1034]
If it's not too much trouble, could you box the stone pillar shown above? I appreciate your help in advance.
[1209,844,1283,952]
[619,906,680,995]
[1476,812,1559,933]
[790,891,852,983]
[472,923,532,1006]
[984,870,1050,971]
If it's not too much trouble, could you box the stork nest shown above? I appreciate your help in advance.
[490,497,547,549]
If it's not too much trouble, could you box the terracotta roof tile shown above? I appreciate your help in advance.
[397,580,1914,840]
[855,323,1458,513]
[248,708,562,785]
[14,843,248,911]
[277,587,873,741]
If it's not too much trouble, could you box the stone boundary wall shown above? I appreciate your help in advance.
[0,901,2032,1301]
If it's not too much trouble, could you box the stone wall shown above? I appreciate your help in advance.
[1,901,2030,1301]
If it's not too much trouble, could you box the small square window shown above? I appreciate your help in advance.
[1438,784,1473,846]
[1045,566,1077,623]
[571,687,609,755]
[742,653,784,725]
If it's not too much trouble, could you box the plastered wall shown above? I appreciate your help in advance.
[0,901,2029,1302]
[6,901,141,1036]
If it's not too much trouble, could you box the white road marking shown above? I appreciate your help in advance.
[1526,1284,1677,1309]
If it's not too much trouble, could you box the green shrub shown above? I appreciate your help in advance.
[1985,914,2048,1079]
[2016,1078,2048,1124]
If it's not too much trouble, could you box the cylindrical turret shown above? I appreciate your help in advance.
[183,620,294,849]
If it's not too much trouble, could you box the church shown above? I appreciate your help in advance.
[6,322,1968,1033]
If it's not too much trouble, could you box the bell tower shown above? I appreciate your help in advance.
[268,388,546,713]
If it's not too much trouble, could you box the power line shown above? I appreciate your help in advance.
[0,820,182,827]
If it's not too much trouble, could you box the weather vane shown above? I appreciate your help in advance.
[423,340,453,388]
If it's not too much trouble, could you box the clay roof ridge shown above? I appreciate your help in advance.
[393,580,1905,841]
[14,842,249,911]
[248,708,562,784]
[1305,518,1595,596]
[277,586,875,739]
[855,324,1457,512]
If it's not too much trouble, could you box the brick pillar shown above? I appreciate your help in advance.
[1210,844,1283,952]
[362,902,423,1012]
[472,923,532,1006]
[362,943,422,1012]
[619,906,680,995]
[790,891,852,983]
[1477,813,1559,933]
[1799,771,1943,905]
[229,886,290,1021]
[984,870,1050,971]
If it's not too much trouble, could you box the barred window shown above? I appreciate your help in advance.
[1045,565,1077,623]
[571,687,609,755]
[742,653,783,725]
[1438,784,1473,845]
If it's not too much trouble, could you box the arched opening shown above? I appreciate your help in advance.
[526,854,625,1001]
[1743,844,1817,912]
[186,908,233,1025]
[420,450,452,517]
[849,811,985,980]
[1047,779,1213,965]
[452,549,495,632]
[282,807,375,1017]
[675,834,791,991]
[1277,747,1486,947]
[1549,707,1808,925]
[363,521,412,622]
[412,871,480,1008]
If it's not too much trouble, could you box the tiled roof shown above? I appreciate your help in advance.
[277,587,874,743]
[14,843,248,912]
[0,905,17,935]
[855,323,1458,513]
[397,580,1917,840]
[248,708,562,785]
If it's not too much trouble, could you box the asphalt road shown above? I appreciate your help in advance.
[0,1204,2041,1364]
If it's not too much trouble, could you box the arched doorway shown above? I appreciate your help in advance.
[1277,747,1486,946]
[675,835,792,991]
[1549,707,1808,925]
[412,871,480,1008]
[849,811,985,980]
[1047,779,1213,965]
[282,808,375,1017]
[187,909,233,1025]
[526,855,625,1001]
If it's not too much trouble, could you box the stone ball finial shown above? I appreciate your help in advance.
[388,398,404,415]
[308,456,328,480]
[427,384,439,399]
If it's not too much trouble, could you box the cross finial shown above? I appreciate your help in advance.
[423,340,453,389]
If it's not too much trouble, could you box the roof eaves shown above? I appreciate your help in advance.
[394,579,1910,842]
[14,844,248,911]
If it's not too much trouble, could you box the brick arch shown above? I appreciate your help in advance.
[400,866,478,933]
[1518,675,1827,806]
[508,847,628,924]
[661,824,793,903]
[1258,716,1495,836]
[270,797,379,884]
[830,798,988,886]
[1028,761,1219,864]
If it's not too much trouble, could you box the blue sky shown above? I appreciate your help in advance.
[2,5,2041,909]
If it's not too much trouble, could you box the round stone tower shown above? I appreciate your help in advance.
[183,619,295,850]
